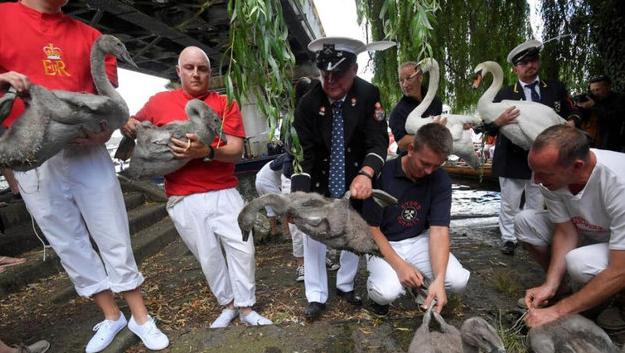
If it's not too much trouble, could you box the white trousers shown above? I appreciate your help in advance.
[515,209,609,284]
[167,188,256,307]
[15,146,143,297]
[498,177,544,242]
[254,162,282,217]
[280,175,304,258]
[366,234,470,305]
[303,234,359,303]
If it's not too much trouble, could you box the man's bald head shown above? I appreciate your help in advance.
[176,46,211,97]
[178,46,210,67]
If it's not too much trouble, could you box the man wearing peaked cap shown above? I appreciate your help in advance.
[477,38,581,256]
[507,39,543,66]
[291,36,394,320]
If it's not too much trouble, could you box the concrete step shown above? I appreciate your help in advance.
[0,204,174,296]
[0,192,149,257]
[127,202,168,235]
[0,191,145,231]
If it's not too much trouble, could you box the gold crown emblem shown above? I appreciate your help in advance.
[43,43,62,60]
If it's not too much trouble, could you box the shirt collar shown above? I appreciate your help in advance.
[520,76,540,88]
[18,1,64,20]
[328,95,347,104]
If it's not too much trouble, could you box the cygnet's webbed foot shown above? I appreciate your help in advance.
[114,136,136,161]
[342,189,397,208]
[371,189,398,207]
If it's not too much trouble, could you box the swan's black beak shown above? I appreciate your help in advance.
[120,51,139,70]
[472,71,483,89]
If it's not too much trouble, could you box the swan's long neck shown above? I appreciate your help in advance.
[90,42,126,111]
[413,59,439,117]
[477,61,504,110]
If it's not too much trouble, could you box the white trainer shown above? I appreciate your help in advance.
[239,311,272,326]
[295,265,305,282]
[24,340,50,353]
[127,315,169,350]
[210,308,239,328]
[85,313,127,353]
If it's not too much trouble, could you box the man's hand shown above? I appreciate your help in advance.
[349,174,372,199]
[0,71,31,93]
[73,121,113,145]
[394,260,424,289]
[524,283,558,309]
[494,106,520,127]
[121,117,140,139]
[170,133,209,160]
[525,306,562,328]
[576,97,595,109]
[423,278,447,313]
[432,115,448,126]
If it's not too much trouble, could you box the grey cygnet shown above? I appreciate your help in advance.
[119,99,225,179]
[0,35,136,171]
[238,190,397,256]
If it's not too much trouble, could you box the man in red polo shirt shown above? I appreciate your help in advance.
[124,46,272,328]
[0,1,169,352]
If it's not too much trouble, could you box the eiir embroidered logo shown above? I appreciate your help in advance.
[42,43,71,77]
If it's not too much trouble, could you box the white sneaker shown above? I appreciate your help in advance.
[295,265,305,282]
[85,314,127,353]
[239,311,272,326]
[210,308,239,328]
[127,315,169,351]
[25,340,50,353]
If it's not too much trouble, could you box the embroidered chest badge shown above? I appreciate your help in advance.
[318,106,326,116]
[373,102,385,121]
[351,97,357,107]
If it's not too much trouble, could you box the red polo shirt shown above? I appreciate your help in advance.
[0,1,117,128]
[134,89,246,196]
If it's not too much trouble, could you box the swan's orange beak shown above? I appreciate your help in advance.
[472,72,483,89]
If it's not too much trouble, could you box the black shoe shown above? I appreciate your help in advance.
[500,241,516,255]
[336,289,363,306]
[305,302,326,320]
[368,301,389,316]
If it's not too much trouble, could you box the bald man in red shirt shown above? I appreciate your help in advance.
[124,46,272,328]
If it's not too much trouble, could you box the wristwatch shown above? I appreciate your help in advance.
[202,146,215,162]
[357,169,374,180]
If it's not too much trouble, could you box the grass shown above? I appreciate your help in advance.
[490,269,523,297]
[496,310,529,353]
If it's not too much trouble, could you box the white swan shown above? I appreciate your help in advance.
[405,58,482,168]
[472,61,566,150]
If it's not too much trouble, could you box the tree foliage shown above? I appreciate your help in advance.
[357,0,624,112]
[540,0,625,93]
[356,0,531,113]
[224,0,296,142]
[430,0,530,112]
[355,0,440,110]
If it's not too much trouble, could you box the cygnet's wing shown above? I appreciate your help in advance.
[50,90,116,123]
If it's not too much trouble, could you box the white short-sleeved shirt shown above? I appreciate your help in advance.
[540,149,625,250]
